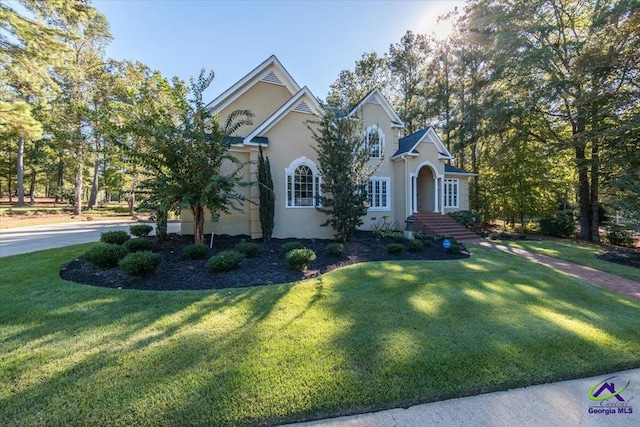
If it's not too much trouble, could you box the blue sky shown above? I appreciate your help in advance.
[94,0,465,101]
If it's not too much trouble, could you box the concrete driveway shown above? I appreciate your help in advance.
[0,220,181,257]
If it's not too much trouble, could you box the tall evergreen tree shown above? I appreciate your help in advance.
[257,144,275,242]
[309,104,376,243]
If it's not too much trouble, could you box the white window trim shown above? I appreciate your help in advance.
[364,125,385,159]
[443,178,459,209]
[284,157,321,209]
[367,176,391,212]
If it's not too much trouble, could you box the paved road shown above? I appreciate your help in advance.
[0,220,181,257]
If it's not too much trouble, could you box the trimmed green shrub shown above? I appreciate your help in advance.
[386,243,404,254]
[286,248,317,271]
[84,243,129,269]
[207,250,245,272]
[129,224,154,237]
[182,244,209,260]
[540,213,575,238]
[447,210,482,227]
[119,251,162,276]
[390,232,405,243]
[607,224,633,247]
[408,239,424,252]
[235,242,260,258]
[327,243,344,257]
[447,243,462,254]
[281,241,305,253]
[100,230,130,245]
[372,230,384,238]
[123,238,154,253]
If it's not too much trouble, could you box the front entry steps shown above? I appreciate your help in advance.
[410,212,479,241]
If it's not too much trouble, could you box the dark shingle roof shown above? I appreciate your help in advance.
[393,127,432,157]
[445,164,473,174]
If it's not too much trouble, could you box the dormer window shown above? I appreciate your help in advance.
[365,126,384,159]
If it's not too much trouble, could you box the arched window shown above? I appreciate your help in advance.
[285,158,320,208]
[365,126,384,159]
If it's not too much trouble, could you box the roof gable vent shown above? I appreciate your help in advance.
[261,70,284,85]
[293,100,313,114]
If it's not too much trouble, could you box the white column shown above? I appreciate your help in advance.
[411,175,417,213]
[433,176,439,213]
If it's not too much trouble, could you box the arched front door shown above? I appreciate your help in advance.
[413,163,440,213]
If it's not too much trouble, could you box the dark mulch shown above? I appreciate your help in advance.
[596,249,640,269]
[59,231,470,291]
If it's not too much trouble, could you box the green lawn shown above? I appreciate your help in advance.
[500,239,640,283]
[1,244,639,426]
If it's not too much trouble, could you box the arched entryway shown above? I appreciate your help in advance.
[412,162,441,213]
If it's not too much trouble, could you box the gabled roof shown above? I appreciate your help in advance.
[243,86,320,146]
[348,88,404,129]
[445,164,477,176]
[206,55,301,114]
[392,127,453,160]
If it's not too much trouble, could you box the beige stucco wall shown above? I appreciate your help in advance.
[357,101,406,232]
[217,79,293,137]
[443,176,470,213]
[260,108,335,239]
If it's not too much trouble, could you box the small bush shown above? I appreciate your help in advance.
[386,243,404,254]
[235,242,260,258]
[119,251,162,276]
[540,213,575,238]
[372,230,384,239]
[286,248,317,270]
[447,243,462,254]
[207,250,245,272]
[524,221,540,234]
[327,243,344,257]
[100,230,130,245]
[408,239,424,252]
[123,238,154,253]
[447,210,482,227]
[84,243,129,269]
[390,232,405,243]
[281,241,305,253]
[130,224,153,237]
[607,224,633,247]
[182,244,209,260]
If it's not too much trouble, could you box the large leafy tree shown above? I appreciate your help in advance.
[309,104,376,243]
[465,0,640,240]
[130,70,253,245]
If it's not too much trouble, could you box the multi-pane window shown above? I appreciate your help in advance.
[365,126,384,159]
[443,178,459,208]
[286,159,320,207]
[367,177,390,211]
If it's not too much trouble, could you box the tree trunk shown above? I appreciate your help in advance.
[88,154,100,209]
[575,143,592,240]
[29,166,36,204]
[74,144,83,215]
[17,135,25,206]
[192,206,205,245]
[590,142,600,242]
[128,165,137,214]
[156,209,168,242]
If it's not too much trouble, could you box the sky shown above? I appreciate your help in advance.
[94,0,466,101]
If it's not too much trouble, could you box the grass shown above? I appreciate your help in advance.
[1,244,639,426]
[500,239,640,283]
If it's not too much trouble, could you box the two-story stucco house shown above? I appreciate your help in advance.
[181,56,475,240]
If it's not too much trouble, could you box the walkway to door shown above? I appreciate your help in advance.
[476,240,640,301]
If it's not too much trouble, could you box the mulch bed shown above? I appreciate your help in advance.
[59,231,470,291]
[596,249,640,269]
